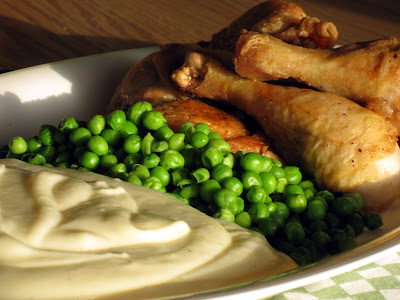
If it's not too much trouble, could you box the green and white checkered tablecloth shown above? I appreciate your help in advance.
[269,252,400,299]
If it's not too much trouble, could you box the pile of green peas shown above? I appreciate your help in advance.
[1,101,383,266]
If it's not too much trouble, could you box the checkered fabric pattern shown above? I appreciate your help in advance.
[269,252,400,299]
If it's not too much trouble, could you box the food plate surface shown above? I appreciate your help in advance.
[1,48,400,299]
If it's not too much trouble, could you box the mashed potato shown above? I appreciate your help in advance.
[0,159,297,300]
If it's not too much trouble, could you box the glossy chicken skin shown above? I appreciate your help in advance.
[108,45,280,158]
[201,0,338,51]
[171,51,400,211]
[234,32,400,132]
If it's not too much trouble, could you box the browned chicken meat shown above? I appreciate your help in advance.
[108,44,281,158]
[171,51,400,211]
[234,31,400,133]
[201,0,338,51]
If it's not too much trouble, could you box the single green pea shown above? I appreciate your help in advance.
[59,117,79,133]
[8,136,27,155]
[130,164,150,181]
[259,172,277,195]
[141,132,154,156]
[342,224,356,238]
[123,134,142,154]
[324,212,342,229]
[79,151,100,170]
[289,247,313,266]
[160,150,185,171]
[41,163,54,168]
[248,202,269,224]
[221,153,235,168]
[154,126,174,142]
[142,110,166,131]
[307,199,327,221]
[69,127,91,146]
[56,162,70,168]
[222,177,243,196]
[214,188,237,211]
[311,230,332,250]
[211,163,233,183]
[308,220,328,233]
[270,214,285,228]
[208,131,221,141]
[284,166,302,184]
[338,236,358,252]
[260,157,273,172]
[101,128,122,146]
[100,154,118,170]
[270,166,285,179]
[191,168,210,183]
[142,153,160,169]
[286,194,307,213]
[194,122,211,135]
[168,133,185,152]
[241,170,262,190]
[87,135,108,156]
[332,196,354,217]
[270,202,290,220]
[207,139,230,156]
[363,212,383,230]
[179,122,195,142]
[312,196,328,210]
[126,101,152,125]
[151,140,169,153]
[317,190,335,203]
[87,114,106,135]
[190,131,209,149]
[180,183,200,199]
[127,174,142,185]
[200,179,222,203]
[54,129,66,145]
[55,152,73,164]
[344,193,364,212]
[240,152,264,173]
[28,153,46,165]
[246,186,267,203]
[266,201,276,213]
[201,147,224,169]
[299,180,316,191]
[259,218,280,237]
[143,176,163,191]
[276,177,288,193]
[124,153,143,170]
[27,136,42,153]
[284,221,305,243]
[109,163,128,177]
[117,121,137,138]
[213,208,235,223]
[107,110,126,131]
[235,211,252,228]
[40,145,57,163]
[283,184,304,199]
[72,145,87,160]
[303,188,315,201]
[150,166,170,186]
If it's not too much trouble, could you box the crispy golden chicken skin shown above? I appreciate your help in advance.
[200,0,338,51]
[171,51,400,211]
[234,32,400,133]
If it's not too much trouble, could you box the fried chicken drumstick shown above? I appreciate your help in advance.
[108,44,280,159]
[234,31,400,132]
[171,51,400,211]
[201,0,338,51]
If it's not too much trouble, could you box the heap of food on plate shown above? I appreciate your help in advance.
[109,0,400,212]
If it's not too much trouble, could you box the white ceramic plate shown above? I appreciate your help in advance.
[1,48,400,300]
